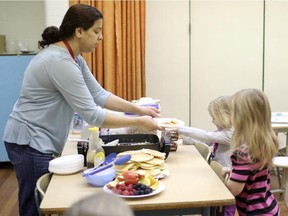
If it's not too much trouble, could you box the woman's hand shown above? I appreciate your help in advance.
[104,95,160,118]
[137,116,163,131]
[137,106,160,118]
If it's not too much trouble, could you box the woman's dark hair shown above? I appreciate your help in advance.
[38,4,103,49]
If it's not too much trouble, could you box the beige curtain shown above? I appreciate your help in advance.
[69,0,146,101]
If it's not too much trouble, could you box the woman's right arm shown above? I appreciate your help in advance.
[74,57,162,131]
[102,112,162,131]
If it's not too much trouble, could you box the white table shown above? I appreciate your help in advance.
[272,123,288,154]
[40,135,234,216]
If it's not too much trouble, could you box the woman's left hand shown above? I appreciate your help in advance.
[138,106,160,118]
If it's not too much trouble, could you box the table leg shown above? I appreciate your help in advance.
[202,207,211,216]
[286,133,288,156]
[284,168,288,209]
[276,167,282,189]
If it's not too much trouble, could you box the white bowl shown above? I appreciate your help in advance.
[85,167,116,187]
[49,154,84,167]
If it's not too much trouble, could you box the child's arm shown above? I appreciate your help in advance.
[226,179,245,196]
[178,126,232,145]
[222,167,245,196]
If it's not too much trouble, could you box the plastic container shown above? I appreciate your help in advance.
[72,113,84,134]
[125,97,160,116]
[86,127,105,168]
[85,167,116,187]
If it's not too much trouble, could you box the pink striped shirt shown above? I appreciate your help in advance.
[229,144,279,215]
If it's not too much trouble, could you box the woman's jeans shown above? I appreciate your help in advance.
[5,142,53,216]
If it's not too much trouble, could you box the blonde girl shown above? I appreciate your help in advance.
[179,96,233,167]
[64,191,134,216]
[223,89,279,216]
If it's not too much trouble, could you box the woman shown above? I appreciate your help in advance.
[2,4,161,216]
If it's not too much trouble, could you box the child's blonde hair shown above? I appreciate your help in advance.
[208,96,232,130]
[64,191,134,216]
[230,89,279,168]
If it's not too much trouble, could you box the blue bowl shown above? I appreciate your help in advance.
[85,167,116,187]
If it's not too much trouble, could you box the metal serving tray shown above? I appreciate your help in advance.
[100,134,160,155]
[77,134,171,164]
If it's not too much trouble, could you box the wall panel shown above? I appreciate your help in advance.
[190,1,263,130]
[146,0,190,123]
[264,1,288,112]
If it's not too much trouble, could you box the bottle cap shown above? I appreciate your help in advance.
[88,127,99,132]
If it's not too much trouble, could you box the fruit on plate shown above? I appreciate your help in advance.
[112,182,153,196]
[107,170,161,196]
[150,180,160,190]
[122,170,141,184]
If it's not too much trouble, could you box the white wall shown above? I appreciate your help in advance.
[0,0,45,52]
[146,0,264,130]
[0,0,68,53]
[44,0,68,27]
[146,0,190,125]
[189,1,263,130]
[262,1,288,149]
[264,1,288,112]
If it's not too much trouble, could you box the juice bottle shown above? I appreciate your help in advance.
[86,127,105,168]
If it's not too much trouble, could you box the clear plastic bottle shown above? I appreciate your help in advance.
[86,127,105,168]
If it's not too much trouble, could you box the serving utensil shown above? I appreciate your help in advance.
[83,153,131,177]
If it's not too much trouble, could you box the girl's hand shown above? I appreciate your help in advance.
[222,167,231,177]
[222,167,245,196]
